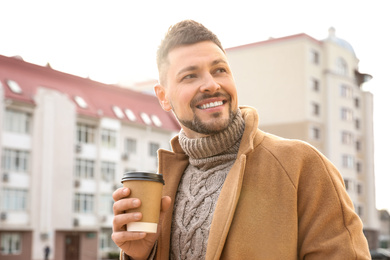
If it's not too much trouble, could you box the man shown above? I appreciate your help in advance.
[112,20,371,259]
[44,245,50,260]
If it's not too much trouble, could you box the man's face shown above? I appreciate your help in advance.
[155,41,238,139]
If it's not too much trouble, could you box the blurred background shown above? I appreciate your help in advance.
[1,0,389,259]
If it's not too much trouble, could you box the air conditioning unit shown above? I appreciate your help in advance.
[40,232,49,240]
[74,179,80,188]
[0,212,7,221]
[75,144,82,153]
[73,218,79,227]
[2,173,9,182]
[121,153,129,161]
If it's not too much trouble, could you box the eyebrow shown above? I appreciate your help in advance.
[176,59,228,77]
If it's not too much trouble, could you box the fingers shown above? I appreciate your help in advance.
[112,211,142,232]
[161,196,172,212]
[111,230,147,245]
[113,187,130,201]
[113,197,141,215]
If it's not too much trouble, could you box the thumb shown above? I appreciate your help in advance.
[161,196,172,213]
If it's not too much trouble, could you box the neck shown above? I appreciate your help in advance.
[178,109,245,160]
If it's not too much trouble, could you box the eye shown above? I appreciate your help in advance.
[182,74,197,81]
[215,68,227,74]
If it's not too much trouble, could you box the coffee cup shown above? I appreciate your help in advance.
[121,172,165,233]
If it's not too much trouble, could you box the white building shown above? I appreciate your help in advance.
[0,55,180,260]
[226,28,379,248]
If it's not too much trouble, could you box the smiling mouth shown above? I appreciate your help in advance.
[197,100,226,110]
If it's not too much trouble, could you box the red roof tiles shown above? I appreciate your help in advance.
[0,54,180,132]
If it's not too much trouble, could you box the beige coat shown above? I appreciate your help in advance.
[153,106,370,260]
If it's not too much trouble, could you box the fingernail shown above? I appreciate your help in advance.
[133,199,140,207]
[134,212,142,219]
[122,188,129,194]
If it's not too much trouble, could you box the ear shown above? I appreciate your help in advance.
[154,84,172,112]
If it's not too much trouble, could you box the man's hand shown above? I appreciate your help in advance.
[111,187,171,260]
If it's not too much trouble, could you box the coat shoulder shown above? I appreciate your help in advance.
[252,131,339,188]
[257,131,323,160]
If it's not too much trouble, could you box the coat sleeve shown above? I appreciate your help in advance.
[296,144,371,259]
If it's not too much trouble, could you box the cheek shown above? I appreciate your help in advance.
[172,88,195,107]
[223,80,238,102]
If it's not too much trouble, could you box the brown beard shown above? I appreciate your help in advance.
[174,92,235,135]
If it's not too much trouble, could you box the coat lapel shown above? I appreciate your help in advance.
[205,154,247,260]
[156,143,189,260]
[205,106,261,260]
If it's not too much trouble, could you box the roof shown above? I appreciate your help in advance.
[226,33,322,52]
[0,54,180,132]
[324,27,356,56]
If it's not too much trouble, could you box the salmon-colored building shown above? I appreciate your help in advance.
[0,55,180,260]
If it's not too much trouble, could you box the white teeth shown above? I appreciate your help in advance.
[200,101,223,109]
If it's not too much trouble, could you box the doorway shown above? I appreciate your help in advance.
[64,234,79,260]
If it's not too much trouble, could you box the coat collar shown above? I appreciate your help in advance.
[156,106,265,260]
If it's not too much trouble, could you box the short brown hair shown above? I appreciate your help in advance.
[156,20,224,84]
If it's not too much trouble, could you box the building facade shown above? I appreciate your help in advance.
[379,209,390,249]
[226,28,380,248]
[0,55,180,260]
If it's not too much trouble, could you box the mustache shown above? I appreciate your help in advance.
[190,92,230,108]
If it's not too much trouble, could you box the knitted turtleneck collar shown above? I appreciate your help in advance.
[178,109,245,160]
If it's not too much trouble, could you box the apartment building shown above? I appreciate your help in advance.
[0,55,180,260]
[226,28,379,248]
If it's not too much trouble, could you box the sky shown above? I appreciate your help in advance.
[1,0,389,211]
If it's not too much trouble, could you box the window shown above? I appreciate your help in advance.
[356,205,363,217]
[101,129,117,148]
[355,119,360,129]
[4,109,31,134]
[312,102,320,116]
[99,194,114,215]
[99,228,117,250]
[125,109,136,121]
[344,179,351,191]
[342,154,355,169]
[336,57,348,75]
[310,78,320,92]
[75,159,94,179]
[151,115,162,127]
[356,140,362,151]
[356,161,362,173]
[74,96,88,109]
[1,149,29,172]
[101,161,116,181]
[341,107,353,121]
[74,193,94,213]
[140,113,152,125]
[310,50,320,65]
[311,127,321,140]
[1,188,28,211]
[6,80,22,94]
[340,85,352,98]
[341,131,353,145]
[76,124,95,144]
[149,142,160,157]
[124,138,137,154]
[112,106,124,119]
[357,183,363,195]
[1,232,21,255]
[354,97,360,108]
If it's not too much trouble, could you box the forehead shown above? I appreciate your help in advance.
[167,41,227,69]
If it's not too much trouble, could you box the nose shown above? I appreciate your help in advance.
[199,73,221,93]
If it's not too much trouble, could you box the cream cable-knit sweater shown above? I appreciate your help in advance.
[170,110,245,260]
